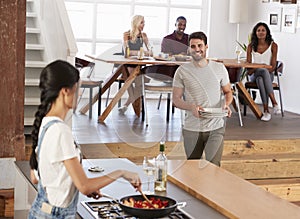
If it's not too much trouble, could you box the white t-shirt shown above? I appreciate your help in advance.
[173,60,230,132]
[36,116,81,207]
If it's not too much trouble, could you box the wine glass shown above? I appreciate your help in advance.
[142,156,155,194]
[146,42,154,57]
[235,46,242,63]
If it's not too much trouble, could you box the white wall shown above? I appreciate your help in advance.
[209,0,300,114]
[208,0,237,59]
[37,0,77,62]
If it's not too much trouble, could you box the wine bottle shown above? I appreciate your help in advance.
[154,142,167,192]
[138,47,144,60]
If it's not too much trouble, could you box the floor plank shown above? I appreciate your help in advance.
[72,98,300,145]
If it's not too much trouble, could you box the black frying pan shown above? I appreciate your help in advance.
[119,194,177,218]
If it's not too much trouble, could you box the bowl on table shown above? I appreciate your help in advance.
[174,55,191,61]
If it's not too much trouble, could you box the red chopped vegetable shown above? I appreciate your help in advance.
[123,197,169,209]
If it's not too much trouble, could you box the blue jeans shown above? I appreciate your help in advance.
[28,182,79,219]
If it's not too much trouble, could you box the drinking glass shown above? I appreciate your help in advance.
[235,46,242,63]
[142,156,155,194]
[147,42,154,57]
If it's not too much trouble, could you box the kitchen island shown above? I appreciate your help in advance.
[15,158,300,218]
[14,158,225,219]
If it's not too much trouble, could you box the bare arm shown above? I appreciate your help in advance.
[142,32,152,56]
[172,86,201,118]
[222,83,233,117]
[142,32,149,50]
[63,157,141,196]
[123,31,130,52]
[270,42,278,73]
[30,169,39,184]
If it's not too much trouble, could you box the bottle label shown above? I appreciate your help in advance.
[158,168,163,181]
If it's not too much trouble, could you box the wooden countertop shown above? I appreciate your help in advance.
[168,160,300,219]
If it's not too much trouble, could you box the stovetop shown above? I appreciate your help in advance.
[81,200,194,219]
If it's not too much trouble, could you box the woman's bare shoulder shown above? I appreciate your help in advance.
[141,32,148,38]
[271,41,278,52]
[272,41,278,48]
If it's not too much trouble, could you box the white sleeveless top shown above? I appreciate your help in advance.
[252,42,272,65]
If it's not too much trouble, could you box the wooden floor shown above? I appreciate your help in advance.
[73,98,300,145]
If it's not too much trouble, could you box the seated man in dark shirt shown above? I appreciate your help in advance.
[161,16,189,55]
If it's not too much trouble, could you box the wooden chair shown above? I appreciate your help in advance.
[244,61,284,117]
[227,67,244,126]
[75,57,103,119]
[231,83,243,126]
[141,65,178,126]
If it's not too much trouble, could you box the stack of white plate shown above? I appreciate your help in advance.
[198,108,228,118]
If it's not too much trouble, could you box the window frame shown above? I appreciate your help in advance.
[65,0,210,55]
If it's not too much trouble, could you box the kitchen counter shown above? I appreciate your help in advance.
[15,159,225,219]
[168,159,300,219]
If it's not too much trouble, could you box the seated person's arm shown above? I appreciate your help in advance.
[123,31,130,55]
[269,42,278,73]
[142,32,151,56]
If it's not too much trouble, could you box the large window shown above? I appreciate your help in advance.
[65,0,208,55]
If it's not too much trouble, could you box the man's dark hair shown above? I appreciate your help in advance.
[188,31,207,45]
[176,16,186,22]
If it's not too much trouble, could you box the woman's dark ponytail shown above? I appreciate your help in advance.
[29,60,79,170]
[30,98,50,169]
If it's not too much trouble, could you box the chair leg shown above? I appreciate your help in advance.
[98,85,102,116]
[105,87,110,107]
[141,94,145,122]
[243,103,247,116]
[118,80,123,107]
[166,93,171,122]
[145,96,149,126]
[234,87,243,127]
[88,87,93,119]
[141,76,148,126]
[278,89,284,117]
[157,93,162,109]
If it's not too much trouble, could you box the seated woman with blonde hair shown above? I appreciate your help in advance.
[119,15,151,114]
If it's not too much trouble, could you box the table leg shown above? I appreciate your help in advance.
[98,66,141,123]
[79,65,123,114]
[236,81,262,119]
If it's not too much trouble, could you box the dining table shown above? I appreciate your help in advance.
[80,54,272,122]
[83,53,188,123]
